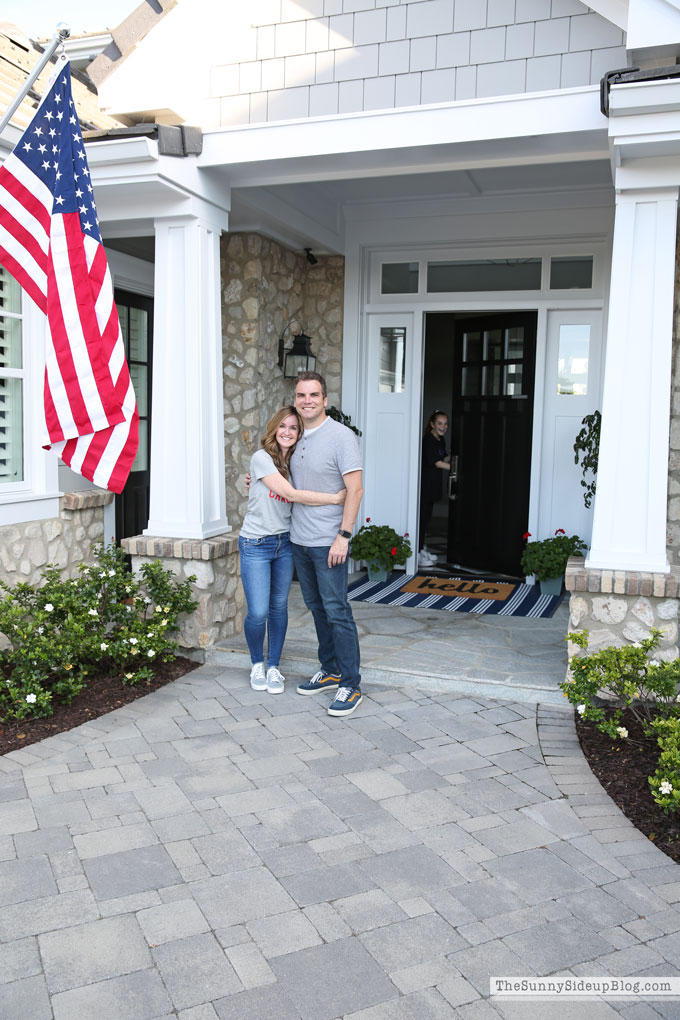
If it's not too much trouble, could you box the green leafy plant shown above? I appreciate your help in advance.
[326,406,362,436]
[350,518,411,571]
[0,544,196,722]
[560,628,680,739]
[649,717,680,814]
[573,410,601,509]
[520,528,587,581]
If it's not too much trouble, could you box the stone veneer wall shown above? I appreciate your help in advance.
[566,557,680,661]
[120,534,241,650]
[0,490,113,588]
[221,232,345,528]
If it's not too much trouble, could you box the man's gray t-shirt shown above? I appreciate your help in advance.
[240,449,292,538]
[289,417,362,546]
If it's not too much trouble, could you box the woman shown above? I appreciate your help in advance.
[419,410,450,568]
[239,406,346,694]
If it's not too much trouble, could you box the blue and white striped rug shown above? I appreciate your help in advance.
[348,572,562,618]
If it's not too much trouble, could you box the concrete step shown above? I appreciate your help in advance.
[205,643,568,705]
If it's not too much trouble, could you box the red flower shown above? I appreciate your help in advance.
[404,533,409,538]
[390,547,397,556]
[555,528,565,535]
[522,531,531,539]
[365,517,371,523]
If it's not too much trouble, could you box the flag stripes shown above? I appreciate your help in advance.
[0,61,137,493]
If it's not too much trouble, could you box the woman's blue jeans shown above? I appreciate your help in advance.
[238,533,294,668]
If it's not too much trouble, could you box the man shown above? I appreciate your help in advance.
[290,371,364,717]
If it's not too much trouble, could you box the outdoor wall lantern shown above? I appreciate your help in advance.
[278,320,317,378]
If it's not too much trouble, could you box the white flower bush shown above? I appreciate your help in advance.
[0,545,196,722]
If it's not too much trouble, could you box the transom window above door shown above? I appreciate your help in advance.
[377,255,595,296]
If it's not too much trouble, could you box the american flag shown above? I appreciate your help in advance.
[0,60,138,494]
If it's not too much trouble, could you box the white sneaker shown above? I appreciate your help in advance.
[266,666,285,695]
[250,661,267,691]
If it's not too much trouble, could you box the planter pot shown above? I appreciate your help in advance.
[366,563,389,584]
[540,575,563,596]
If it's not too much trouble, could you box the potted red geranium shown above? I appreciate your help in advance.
[350,519,412,582]
[520,528,587,595]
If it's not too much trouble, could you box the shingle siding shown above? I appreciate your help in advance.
[219,0,626,124]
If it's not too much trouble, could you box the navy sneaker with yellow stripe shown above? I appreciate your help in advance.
[328,686,363,717]
[296,669,341,696]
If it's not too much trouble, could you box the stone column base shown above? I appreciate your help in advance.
[120,532,243,650]
[565,556,680,660]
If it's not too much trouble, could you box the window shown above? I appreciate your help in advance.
[550,256,593,289]
[427,258,542,292]
[0,267,24,483]
[381,262,419,294]
[557,324,590,395]
[379,327,406,392]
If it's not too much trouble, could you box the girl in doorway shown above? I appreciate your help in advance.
[419,410,451,568]
[239,407,346,694]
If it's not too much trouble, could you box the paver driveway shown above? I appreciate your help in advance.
[1,662,679,1020]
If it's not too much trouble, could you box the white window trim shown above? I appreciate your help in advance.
[0,294,60,526]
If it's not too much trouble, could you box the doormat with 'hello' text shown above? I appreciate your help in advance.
[347,573,561,618]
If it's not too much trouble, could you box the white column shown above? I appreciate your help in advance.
[587,186,678,571]
[145,210,230,539]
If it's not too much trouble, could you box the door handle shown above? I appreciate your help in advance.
[448,474,456,501]
[449,455,458,482]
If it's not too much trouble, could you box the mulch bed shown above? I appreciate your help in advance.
[576,706,680,865]
[0,656,199,758]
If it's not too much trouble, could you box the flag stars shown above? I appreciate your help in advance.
[42,160,50,171]
[79,204,87,214]
[44,110,53,121]
[38,143,46,153]
[33,126,43,136]
[55,195,64,205]
[22,142,32,152]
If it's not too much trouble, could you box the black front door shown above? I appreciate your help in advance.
[447,312,536,577]
[114,290,152,540]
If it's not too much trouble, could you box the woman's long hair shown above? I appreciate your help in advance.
[261,406,303,480]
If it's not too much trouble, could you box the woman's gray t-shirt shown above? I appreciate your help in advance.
[240,449,292,539]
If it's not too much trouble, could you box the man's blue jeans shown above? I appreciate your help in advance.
[291,543,361,691]
[238,533,294,668]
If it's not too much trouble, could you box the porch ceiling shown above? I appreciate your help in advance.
[226,157,614,256]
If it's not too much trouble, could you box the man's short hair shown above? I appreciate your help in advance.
[295,370,327,398]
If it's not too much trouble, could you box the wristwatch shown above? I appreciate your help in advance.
[337,529,352,539]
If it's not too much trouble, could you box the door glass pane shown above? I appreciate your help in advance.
[427,258,542,292]
[128,308,148,361]
[550,256,593,289]
[130,364,148,416]
[379,327,406,392]
[381,262,419,294]
[462,331,482,362]
[132,419,148,472]
[484,329,502,361]
[557,324,590,395]
[504,363,523,396]
[0,377,23,482]
[0,316,22,369]
[483,364,501,395]
[462,365,480,396]
[505,327,524,359]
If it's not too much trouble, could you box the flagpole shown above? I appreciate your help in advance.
[0,23,71,137]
